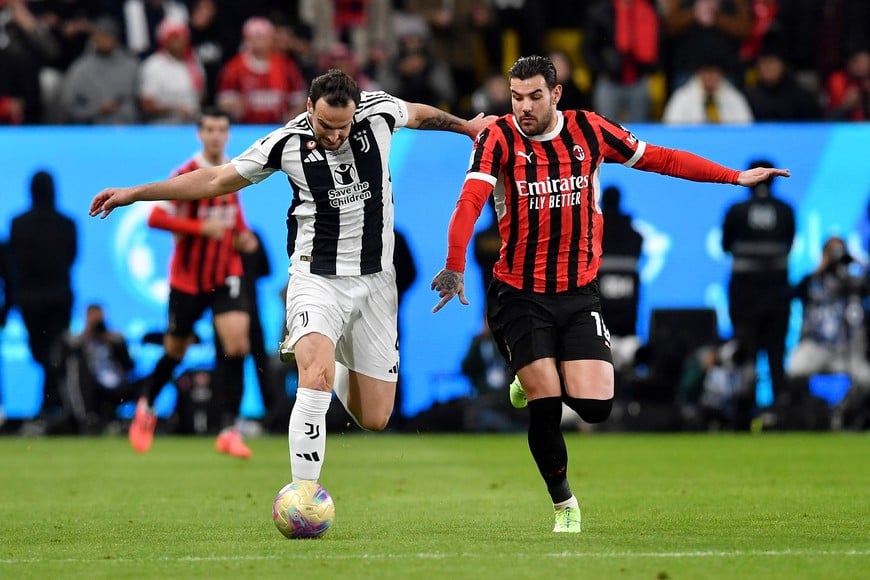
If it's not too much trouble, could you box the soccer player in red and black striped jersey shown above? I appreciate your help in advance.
[431,55,789,533]
[129,108,259,458]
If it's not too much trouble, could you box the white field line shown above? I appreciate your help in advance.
[1,549,869,564]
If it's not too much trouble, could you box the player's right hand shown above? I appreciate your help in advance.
[430,269,468,313]
[89,187,135,218]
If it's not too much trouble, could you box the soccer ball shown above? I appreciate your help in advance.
[272,481,335,539]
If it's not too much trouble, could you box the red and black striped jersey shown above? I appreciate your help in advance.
[149,153,249,294]
[446,110,739,294]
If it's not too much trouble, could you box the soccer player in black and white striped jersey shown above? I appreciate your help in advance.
[91,70,495,487]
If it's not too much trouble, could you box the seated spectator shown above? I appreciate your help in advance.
[138,18,204,124]
[470,71,511,116]
[583,0,659,122]
[375,15,454,108]
[661,0,751,91]
[0,0,60,124]
[316,42,379,91]
[745,40,822,122]
[274,20,317,87]
[59,304,137,434]
[460,317,524,433]
[111,0,190,59]
[216,16,306,124]
[60,17,140,124]
[825,48,870,121]
[549,50,590,111]
[662,59,754,124]
[787,236,870,430]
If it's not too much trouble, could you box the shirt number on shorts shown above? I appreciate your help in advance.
[591,311,611,342]
[226,276,241,299]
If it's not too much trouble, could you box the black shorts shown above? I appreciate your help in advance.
[167,280,249,338]
[486,278,613,372]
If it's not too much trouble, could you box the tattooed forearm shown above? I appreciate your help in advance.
[417,112,465,132]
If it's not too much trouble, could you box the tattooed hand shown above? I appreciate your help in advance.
[430,269,468,313]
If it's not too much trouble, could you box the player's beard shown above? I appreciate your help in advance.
[519,109,553,136]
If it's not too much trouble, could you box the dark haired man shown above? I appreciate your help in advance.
[128,107,259,458]
[91,70,494,486]
[431,55,789,532]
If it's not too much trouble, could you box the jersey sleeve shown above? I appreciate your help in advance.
[589,112,647,166]
[357,91,409,131]
[231,127,290,184]
[464,124,505,187]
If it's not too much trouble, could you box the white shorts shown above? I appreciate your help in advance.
[284,267,399,382]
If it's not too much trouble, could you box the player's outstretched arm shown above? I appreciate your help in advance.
[736,166,790,186]
[90,163,252,218]
[405,102,497,139]
[431,269,468,313]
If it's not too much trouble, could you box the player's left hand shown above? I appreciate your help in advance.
[430,269,468,313]
[89,187,136,218]
[737,166,790,187]
[235,230,259,253]
[467,112,498,139]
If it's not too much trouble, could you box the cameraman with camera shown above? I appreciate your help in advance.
[59,303,136,434]
[787,236,870,430]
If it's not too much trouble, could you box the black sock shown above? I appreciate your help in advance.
[144,354,182,406]
[214,354,245,429]
[527,396,572,504]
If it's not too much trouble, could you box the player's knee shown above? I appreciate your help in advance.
[563,396,613,424]
[358,414,390,432]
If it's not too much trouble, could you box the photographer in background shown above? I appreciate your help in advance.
[787,236,870,430]
[59,303,136,434]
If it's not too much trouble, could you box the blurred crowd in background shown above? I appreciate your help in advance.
[1,0,869,127]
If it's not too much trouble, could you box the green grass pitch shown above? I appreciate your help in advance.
[0,432,867,579]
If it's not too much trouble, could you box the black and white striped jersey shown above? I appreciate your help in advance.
[231,91,409,276]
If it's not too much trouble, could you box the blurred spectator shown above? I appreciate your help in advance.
[470,71,511,116]
[216,16,306,124]
[59,16,140,124]
[188,0,225,107]
[376,15,454,108]
[274,20,318,86]
[738,0,778,70]
[777,0,870,95]
[317,42,379,90]
[583,0,659,122]
[390,227,418,430]
[32,0,103,72]
[677,339,753,430]
[0,0,60,124]
[0,239,8,429]
[662,59,754,124]
[58,303,136,434]
[484,0,546,73]
[661,0,751,91]
[599,185,643,340]
[9,170,78,432]
[299,0,393,70]
[139,18,204,124]
[404,0,494,115]
[825,48,870,122]
[109,0,189,59]
[744,37,822,121]
[721,159,795,430]
[787,236,870,430]
[549,49,590,111]
[237,229,289,434]
[460,316,522,433]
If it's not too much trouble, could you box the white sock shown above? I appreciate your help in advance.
[288,388,333,482]
[554,496,579,510]
[332,361,364,428]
